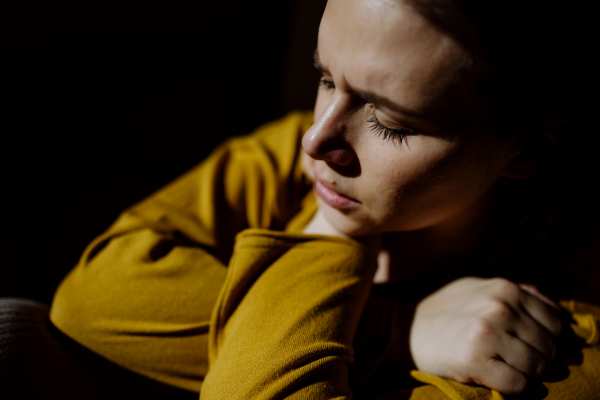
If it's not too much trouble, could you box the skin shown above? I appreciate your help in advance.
[302,0,561,395]
[302,0,519,239]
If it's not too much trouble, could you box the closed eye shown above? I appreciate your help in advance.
[319,76,336,90]
[367,114,413,145]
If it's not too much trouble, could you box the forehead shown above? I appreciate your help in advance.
[319,0,468,120]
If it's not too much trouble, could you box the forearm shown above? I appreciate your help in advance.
[201,229,377,399]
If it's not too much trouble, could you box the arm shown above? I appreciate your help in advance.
[198,205,596,399]
[49,112,314,391]
[201,230,378,399]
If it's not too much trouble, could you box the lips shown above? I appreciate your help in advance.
[314,179,361,210]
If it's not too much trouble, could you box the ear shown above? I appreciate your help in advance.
[504,120,572,179]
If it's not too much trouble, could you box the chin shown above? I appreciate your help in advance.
[321,205,379,237]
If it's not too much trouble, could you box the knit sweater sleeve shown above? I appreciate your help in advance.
[49,112,314,392]
[201,229,378,400]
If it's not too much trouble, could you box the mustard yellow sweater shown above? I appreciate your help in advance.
[50,112,600,399]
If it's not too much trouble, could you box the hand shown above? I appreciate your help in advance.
[410,277,562,395]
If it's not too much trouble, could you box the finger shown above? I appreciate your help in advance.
[474,358,528,395]
[511,308,557,362]
[499,333,547,377]
[519,289,562,338]
[518,283,560,311]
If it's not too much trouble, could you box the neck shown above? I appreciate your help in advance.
[374,198,498,284]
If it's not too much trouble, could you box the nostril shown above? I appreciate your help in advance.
[301,124,361,177]
[326,157,361,178]
[304,143,356,167]
[325,149,354,166]
[302,128,355,166]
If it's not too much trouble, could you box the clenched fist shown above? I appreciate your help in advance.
[410,277,562,395]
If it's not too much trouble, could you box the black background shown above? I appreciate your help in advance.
[1,0,328,304]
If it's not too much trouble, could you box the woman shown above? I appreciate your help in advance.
[50,0,599,398]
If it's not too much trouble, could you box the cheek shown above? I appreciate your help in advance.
[358,151,414,208]
[360,141,456,207]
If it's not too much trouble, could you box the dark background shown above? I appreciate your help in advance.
[1,0,328,304]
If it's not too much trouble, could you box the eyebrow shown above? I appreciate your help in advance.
[313,48,435,124]
[313,49,329,74]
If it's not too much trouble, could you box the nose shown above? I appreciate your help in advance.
[302,96,356,167]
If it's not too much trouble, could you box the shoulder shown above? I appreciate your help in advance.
[226,111,314,149]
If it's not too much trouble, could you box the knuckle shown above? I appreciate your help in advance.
[468,320,496,343]
[485,300,513,320]
[454,346,487,371]
[520,352,546,377]
[480,358,529,395]
[490,277,520,298]
[466,351,486,368]
[481,357,498,373]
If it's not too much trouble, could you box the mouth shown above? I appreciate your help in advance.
[314,179,361,210]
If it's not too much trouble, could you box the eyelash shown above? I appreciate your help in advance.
[319,76,413,145]
[319,77,335,90]
[367,115,413,144]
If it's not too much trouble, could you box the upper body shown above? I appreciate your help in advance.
[51,0,600,398]
[50,112,600,400]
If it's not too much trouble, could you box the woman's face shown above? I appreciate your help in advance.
[302,0,519,237]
